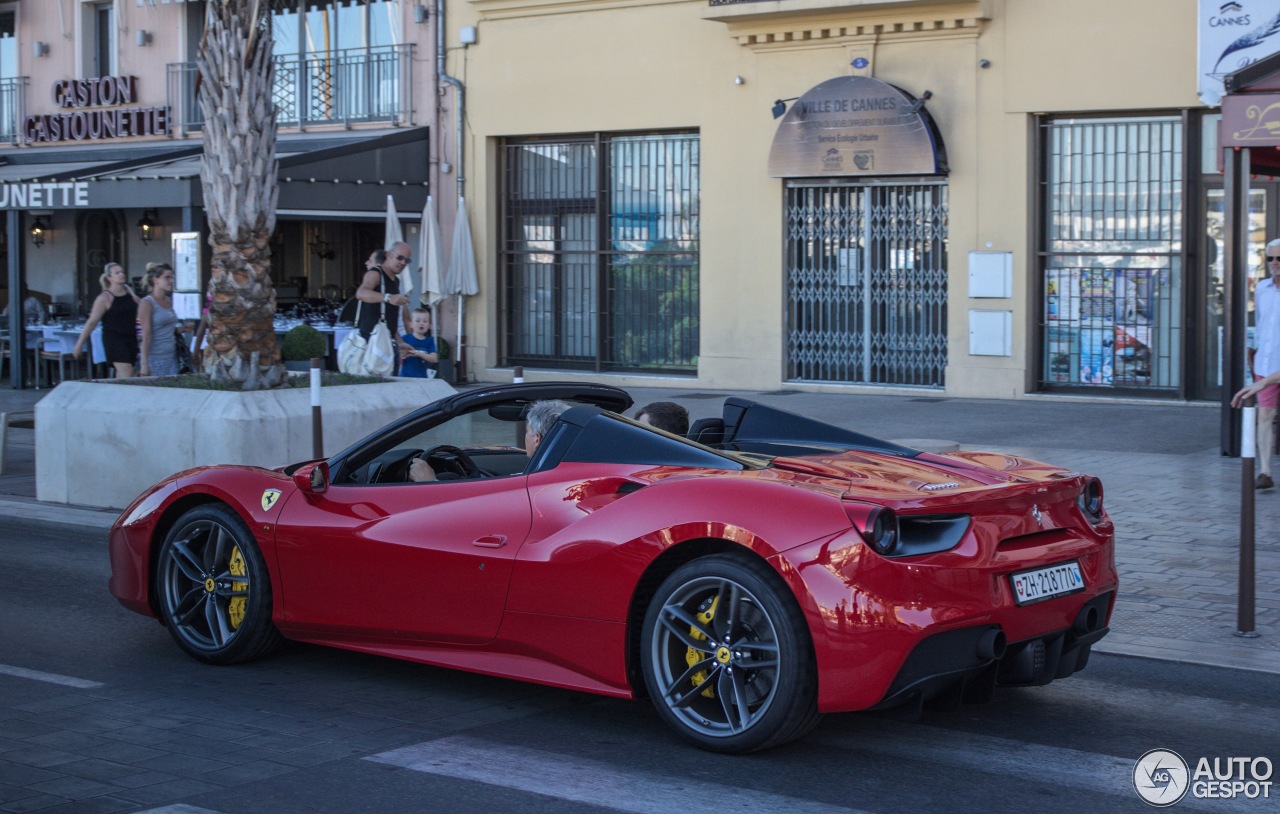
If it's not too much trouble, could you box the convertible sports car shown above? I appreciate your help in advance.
[109,383,1116,753]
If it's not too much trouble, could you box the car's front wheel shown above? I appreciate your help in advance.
[155,504,284,664]
[641,554,820,752]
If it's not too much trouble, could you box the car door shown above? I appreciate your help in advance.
[273,474,532,645]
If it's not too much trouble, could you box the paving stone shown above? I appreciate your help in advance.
[0,792,72,813]
[26,775,117,801]
[110,778,220,806]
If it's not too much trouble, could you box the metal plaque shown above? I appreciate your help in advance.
[768,76,942,178]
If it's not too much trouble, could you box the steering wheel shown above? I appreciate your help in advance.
[417,444,482,480]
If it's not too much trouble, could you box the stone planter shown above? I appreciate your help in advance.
[36,377,455,509]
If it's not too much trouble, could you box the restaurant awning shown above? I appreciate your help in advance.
[1,127,430,214]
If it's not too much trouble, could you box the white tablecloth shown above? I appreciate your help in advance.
[26,326,106,364]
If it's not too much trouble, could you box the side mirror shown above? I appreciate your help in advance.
[293,461,330,494]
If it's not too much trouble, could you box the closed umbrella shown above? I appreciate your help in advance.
[420,196,446,312]
[384,194,414,300]
[445,197,479,378]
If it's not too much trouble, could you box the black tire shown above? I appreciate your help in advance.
[640,554,821,753]
[155,504,284,664]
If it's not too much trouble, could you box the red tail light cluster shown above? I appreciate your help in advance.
[1076,477,1105,524]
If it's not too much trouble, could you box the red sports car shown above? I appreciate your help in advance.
[108,382,1117,753]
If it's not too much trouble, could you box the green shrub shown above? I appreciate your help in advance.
[281,324,327,361]
[435,336,451,360]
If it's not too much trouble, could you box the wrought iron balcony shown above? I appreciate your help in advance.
[0,76,27,145]
[166,43,414,135]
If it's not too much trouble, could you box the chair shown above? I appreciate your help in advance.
[35,336,80,389]
[687,417,726,445]
[0,331,11,382]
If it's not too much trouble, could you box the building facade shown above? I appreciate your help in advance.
[2,0,445,358]
[0,0,1266,405]
[446,0,1252,403]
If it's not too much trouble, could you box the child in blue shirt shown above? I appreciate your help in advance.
[399,308,439,378]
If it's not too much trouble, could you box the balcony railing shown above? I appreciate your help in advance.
[166,43,414,135]
[1,77,27,145]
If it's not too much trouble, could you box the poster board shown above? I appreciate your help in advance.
[171,231,202,320]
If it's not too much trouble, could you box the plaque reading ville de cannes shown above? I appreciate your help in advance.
[767,76,944,178]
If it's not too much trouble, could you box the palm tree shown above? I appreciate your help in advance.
[197,0,284,388]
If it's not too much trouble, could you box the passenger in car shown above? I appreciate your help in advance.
[407,399,573,482]
[635,401,689,436]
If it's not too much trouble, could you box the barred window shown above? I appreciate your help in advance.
[1040,116,1183,393]
[501,133,700,374]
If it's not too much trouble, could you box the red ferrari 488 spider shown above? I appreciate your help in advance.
[108,383,1116,752]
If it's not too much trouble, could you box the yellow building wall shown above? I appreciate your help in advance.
[456,0,1203,397]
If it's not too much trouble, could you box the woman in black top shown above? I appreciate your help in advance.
[73,262,140,378]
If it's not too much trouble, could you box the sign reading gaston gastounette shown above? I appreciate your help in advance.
[767,75,945,177]
[22,75,169,144]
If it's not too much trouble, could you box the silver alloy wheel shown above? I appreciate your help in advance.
[648,575,782,739]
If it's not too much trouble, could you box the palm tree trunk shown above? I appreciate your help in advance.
[197,0,284,389]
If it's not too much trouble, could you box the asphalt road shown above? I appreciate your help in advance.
[2,518,1275,814]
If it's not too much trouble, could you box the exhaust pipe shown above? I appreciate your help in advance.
[1073,605,1100,635]
[976,628,1007,661]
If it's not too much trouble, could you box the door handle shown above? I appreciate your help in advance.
[472,535,507,548]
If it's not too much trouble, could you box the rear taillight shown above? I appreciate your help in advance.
[844,503,898,555]
[1077,477,1105,524]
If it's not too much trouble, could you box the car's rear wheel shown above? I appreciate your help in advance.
[641,554,820,752]
[155,504,284,664]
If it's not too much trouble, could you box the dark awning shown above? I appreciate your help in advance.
[1221,53,1280,177]
[0,127,429,215]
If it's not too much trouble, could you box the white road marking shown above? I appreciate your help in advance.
[131,807,225,814]
[368,736,870,814]
[816,721,1257,814]
[0,663,103,688]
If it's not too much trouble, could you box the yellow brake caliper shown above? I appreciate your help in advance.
[227,546,247,630]
[686,595,719,698]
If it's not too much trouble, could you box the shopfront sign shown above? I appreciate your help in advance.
[22,75,169,145]
[767,76,945,178]
[1221,91,1280,146]
[0,182,90,210]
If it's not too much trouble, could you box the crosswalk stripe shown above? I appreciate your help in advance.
[367,736,871,814]
[815,721,1254,814]
[0,663,103,688]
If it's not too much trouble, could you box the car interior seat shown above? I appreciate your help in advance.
[687,417,725,445]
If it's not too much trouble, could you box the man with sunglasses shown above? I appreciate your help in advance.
[1250,239,1280,489]
[355,242,414,369]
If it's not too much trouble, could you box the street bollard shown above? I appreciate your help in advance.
[1238,400,1258,637]
[311,358,324,460]
[513,365,524,384]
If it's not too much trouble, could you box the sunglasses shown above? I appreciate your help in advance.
[1268,256,1280,262]
[393,253,411,262]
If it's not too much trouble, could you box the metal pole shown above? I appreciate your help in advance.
[310,357,324,460]
[1222,146,1249,456]
[1238,399,1259,637]
[514,366,525,447]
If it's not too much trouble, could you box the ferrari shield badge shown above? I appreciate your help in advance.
[261,489,282,511]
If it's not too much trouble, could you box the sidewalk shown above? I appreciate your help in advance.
[3,381,1277,674]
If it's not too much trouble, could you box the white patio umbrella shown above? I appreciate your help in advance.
[444,197,479,374]
[419,196,446,315]
[384,194,414,301]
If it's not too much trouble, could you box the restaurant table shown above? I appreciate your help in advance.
[24,325,103,386]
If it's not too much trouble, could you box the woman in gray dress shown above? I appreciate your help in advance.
[138,262,180,377]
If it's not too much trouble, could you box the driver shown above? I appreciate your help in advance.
[408,399,572,482]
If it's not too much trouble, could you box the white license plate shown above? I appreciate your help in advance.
[1010,561,1085,606]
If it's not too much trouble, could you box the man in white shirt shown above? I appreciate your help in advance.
[1251,239,1280,489]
